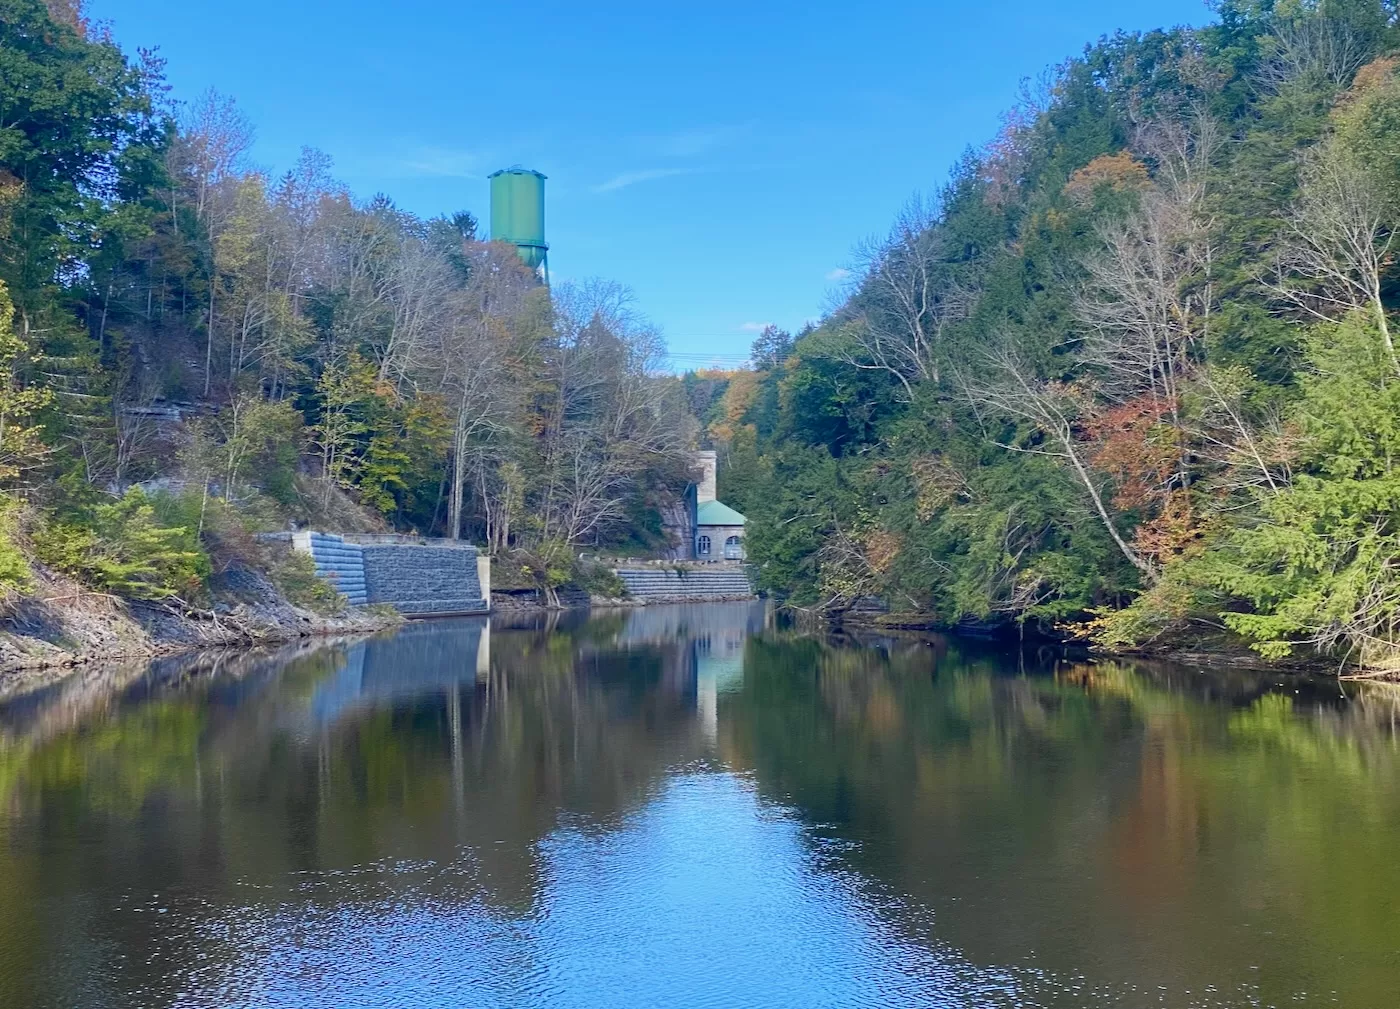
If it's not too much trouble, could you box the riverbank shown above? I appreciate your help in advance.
[831,608,1350,678]
[490,586,758,612]
[0,563,402,690]
[0,575,760,691]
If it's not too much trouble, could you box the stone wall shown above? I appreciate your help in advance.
[614,566,755,603]
[295,532,487,616]
[294,533,756,614]
[695,450,718,503]
[360,544,487,616]
[296,531,368,605]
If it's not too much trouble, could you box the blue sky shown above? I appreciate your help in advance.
[91,0,1211,367]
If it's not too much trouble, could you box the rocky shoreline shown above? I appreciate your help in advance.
[0,566,403,693]
[0,579,768,696]
[830,608,1348,677]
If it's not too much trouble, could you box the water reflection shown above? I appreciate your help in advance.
[0,605,1398,1007]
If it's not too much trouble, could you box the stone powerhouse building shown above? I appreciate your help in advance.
[678,450,747,562]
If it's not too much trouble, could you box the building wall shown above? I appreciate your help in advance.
[661,451,727,560]
[696,450,718,504]
[695,523,745,560]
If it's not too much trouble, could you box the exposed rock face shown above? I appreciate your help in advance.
[0,563,398,685]
[656,491,694,562]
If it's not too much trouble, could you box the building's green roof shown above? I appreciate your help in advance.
[697,499,746,527]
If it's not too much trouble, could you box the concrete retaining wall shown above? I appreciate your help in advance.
[360,544,487,616]
[615,566,755,603]
[294,532,487,616]
[296,531,368,606]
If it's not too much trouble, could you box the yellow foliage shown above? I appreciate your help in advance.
[1330,55,1400,208]
[0,280,52,484]
[863,529,901,575]
[910,455,969,521]
[708,369,759,446]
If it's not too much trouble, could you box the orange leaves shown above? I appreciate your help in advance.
[43,1,87,35]
[1062,152,1151,206]
[1343,56,1398,102]
[1083,397,1178,509]
[816,523,903,605]
[1132,489,1199,561]
[1081,394,1199,562]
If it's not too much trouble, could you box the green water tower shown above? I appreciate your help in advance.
[488,167,548,279]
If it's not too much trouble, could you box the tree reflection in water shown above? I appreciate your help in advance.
[0,605,1397,1007]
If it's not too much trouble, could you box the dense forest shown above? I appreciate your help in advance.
[693,0,1400,671]
[0,0,694,608]
[5,0,1400,672]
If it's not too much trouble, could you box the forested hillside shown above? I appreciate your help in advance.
[7,0,1400,673]
[700,0,1400,671]
[0,0,693,608]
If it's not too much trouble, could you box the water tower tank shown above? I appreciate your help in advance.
[488,167,548,276]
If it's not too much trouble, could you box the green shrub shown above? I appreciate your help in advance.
[270,549,344,615]
[516,540,573,591]
[0,495,32,595]
[574,558,627,598]
[35,489,210,601]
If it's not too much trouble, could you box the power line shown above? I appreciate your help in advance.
[663,351,754,359]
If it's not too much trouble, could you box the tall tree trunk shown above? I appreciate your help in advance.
[448,427,466,540]
[204,270,216,398]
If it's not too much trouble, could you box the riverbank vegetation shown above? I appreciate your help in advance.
[0,0,694,634]
[696,1,1400,673]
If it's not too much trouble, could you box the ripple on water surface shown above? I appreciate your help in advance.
[150,772,1016,1008]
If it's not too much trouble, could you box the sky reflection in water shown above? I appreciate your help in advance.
[0,603,1397,1007]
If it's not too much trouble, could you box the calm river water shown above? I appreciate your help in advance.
[0,603,1397,1007]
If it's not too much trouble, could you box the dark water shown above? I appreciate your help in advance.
[1,605,1398,1008]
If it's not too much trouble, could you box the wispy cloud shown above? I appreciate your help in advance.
[825,267,851,282]
[739,321,774,333]
[652,124,750,159]
[593,168,692,193]
[387,146,480,179]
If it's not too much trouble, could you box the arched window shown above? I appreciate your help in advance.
[724,535,742,559]
[725,536,741,547]
[697,534,712,556]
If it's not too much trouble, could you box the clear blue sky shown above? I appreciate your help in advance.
[91,0,1211,367]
